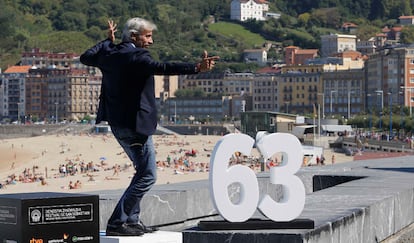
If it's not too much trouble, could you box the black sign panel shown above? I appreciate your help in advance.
[0,193,99,243]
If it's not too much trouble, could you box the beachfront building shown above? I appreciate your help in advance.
[277,65,323,115]
[1,66,31,123]
[175,72,254,121]
[251,74,278,112]
[180,72,253,96]
[26,67,101,123]
[21,48,83,70]
[164,96,231,124]
[322,69,365,119]
[365,44,414,113]
[0,48,103,123]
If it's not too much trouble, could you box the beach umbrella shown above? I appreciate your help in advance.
[99,156,107,161]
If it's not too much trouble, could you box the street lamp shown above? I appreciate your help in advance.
[174,101,177,123]
[375,90,383,132]
[317,93,325,119]
[284,101,290,113]
[367,94,372,132]
[375,90,384,110]
[408,88,412,117]
[55,102,58,124]
[347,91,354,119]
[399,91,405,137]
[400,86,412,117]
[330,90,337,115]
[17,102,23,124]
[388,92,392,139]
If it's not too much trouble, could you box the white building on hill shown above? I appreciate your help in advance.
[230,0,269,22]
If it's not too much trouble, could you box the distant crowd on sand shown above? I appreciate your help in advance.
[1,165,47,189]
[0,133,340,190]
[0,157,133,190]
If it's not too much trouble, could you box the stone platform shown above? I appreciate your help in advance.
[100,231,182,243]
[94,156,414,243]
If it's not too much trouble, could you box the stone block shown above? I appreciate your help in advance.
[100,231,182,243]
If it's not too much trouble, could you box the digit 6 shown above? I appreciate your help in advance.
[209,133,259,222]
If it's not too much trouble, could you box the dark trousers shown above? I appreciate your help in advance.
[107,127,156,226]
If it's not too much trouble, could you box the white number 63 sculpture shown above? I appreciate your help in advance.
[209,132,305,222]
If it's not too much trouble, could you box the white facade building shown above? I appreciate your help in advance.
[230,0,269,22]
[243,49,268,66]
[320,34,357,57]
[1,66,31,122]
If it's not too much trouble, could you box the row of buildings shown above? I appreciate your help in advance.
[1,43,413,125]
[2,23,414,125]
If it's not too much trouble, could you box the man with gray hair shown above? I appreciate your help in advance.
[81,18,218,236]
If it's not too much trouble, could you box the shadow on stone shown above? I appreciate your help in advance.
[197,218,314,230]
[313,175,365,192]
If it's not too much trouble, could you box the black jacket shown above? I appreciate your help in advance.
[80,39,198,135]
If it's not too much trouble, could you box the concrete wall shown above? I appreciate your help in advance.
[95,157,414,242]
[0,124,93,138]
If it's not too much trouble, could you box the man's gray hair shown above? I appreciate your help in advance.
[121,17,157,42]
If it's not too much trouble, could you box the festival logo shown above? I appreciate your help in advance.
[30,209,42,223]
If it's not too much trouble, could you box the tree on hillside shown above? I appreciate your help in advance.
[389,0,412,19]
[356,24,381,41]
[369,0,388,20]
[400,25,414,44]
[309,8,342,28]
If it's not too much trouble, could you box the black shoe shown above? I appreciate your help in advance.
[132,221,158,233]
[106,223,144,236]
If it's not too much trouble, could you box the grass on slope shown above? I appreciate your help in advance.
[208,22,267,48]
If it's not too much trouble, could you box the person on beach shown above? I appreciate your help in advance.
[80,18,218,236]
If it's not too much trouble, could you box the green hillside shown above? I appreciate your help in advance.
[208,22,267,48]
[0,0,413,71]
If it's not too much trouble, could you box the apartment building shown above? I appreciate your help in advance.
[322,69,365,119]
[181,72,252,96]
[21,48,81,69]
[1,66,31,122]
[252,74,278,112]
[25,67,99,122]
[320,34,357,57]
[284,46,319,65]
[0,47,102,123]
[278,66,323,115]
[365,45,414,110]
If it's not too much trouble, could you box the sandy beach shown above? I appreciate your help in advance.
[0,133,352,194]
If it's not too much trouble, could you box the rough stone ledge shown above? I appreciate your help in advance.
[95,156,414,243]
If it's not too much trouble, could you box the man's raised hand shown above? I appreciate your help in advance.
[107,19,118,42]
[199,50,220,72]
